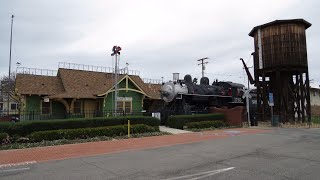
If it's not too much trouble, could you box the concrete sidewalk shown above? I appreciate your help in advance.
[159,126,190,134]
[0,128,270,166]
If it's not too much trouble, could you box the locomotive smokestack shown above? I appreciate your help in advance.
[173,73,179,82]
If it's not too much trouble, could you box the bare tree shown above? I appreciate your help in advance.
[0,73,19,115]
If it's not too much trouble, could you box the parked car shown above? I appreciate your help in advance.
[0,114,20,122]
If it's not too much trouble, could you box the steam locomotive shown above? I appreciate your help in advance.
[160,74,244,123]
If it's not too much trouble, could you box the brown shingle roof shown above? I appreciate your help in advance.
[54,69,115,98]
[129,76,161,99]
[15,74,64,95]
[15,68,161,99]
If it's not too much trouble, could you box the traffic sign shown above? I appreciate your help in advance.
[269,93,274,106]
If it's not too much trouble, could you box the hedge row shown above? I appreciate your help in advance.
[167,113,225,129]
[185,120,226,129]
[0,132,9,141]
[28,124,157,142]
[0,116,160,136]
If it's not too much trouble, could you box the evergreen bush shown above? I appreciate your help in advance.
[28,124,157,142]
[167,114,225,129]
[0,116,159,136]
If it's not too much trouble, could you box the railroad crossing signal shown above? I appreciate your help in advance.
[242,89,252,99]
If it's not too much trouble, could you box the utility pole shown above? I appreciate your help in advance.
[111,46,121,116]
[197,57,209,78]
[7,15,14,116]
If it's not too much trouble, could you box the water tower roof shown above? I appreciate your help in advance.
[249,19,311,37]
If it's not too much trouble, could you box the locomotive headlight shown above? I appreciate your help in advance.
[160,82,175,102]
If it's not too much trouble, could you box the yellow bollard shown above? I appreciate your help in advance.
[128,120,130,138]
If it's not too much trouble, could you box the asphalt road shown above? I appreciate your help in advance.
[1,128,320,180]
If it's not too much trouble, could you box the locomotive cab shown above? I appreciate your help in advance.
[214,81,245,107]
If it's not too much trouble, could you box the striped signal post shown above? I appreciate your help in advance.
[242,89,252,126]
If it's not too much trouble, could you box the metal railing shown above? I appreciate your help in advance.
[58,62,140,76]
[16,67,57,76]
[0,110,154,122]
[58,62,114,73]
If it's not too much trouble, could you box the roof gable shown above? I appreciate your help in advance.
[98,75,149,97]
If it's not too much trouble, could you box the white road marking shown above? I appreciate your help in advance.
[188,167,235,180]
[224,130,242,134]
[0,161,37,168]
[164,167,235,180]
[0,167,30,173]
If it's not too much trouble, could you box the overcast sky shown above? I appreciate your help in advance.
[0,0,319,87]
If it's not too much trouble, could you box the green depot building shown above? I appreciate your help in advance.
[15,67,162,120]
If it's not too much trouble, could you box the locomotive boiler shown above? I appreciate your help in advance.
[160,74,244,124]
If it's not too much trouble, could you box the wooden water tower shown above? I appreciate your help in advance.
[249,19,312,123]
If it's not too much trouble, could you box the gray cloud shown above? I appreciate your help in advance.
[0,0,319,87]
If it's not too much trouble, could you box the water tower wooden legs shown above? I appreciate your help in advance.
[256,69,311,124]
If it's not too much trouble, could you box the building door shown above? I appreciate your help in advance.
[84,100,96,118]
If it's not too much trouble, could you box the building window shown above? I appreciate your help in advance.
[10,103,18,110]
[117,101,132,113]
[0,103,3,111]
[125,101,131,113]
[74,100,82,114]
[117,101,123,112]
[41,101,51,114]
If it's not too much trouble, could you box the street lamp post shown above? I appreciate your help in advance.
[7,15,14,116]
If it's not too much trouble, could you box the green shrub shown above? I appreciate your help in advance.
[0,132,10,145]
[167,113,225,129]
[0,123,11,133]
[0,116,160,136]
[186,120,227,129]
[28,124,157,142]
[0,132,9,141]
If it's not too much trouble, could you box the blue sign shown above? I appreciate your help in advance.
[269,93,274,106]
